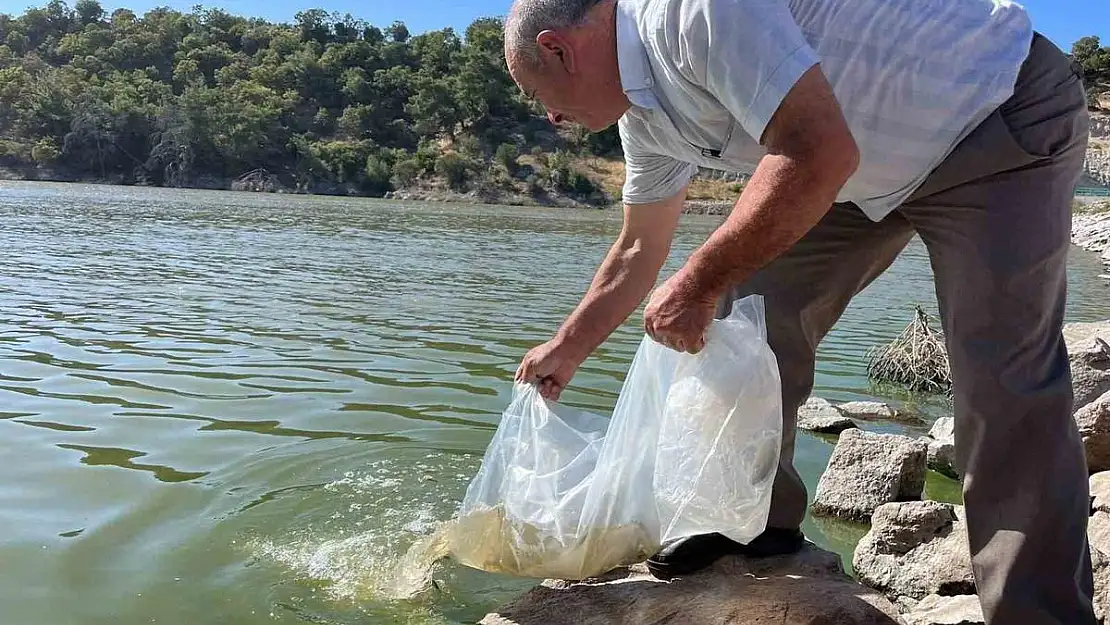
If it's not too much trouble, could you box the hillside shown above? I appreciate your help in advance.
[0,1,628,206]
[0,2,1106,210]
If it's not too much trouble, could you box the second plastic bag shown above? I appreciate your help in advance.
[447,294,783,580]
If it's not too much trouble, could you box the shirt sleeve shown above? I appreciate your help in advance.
[682,0,820,143]
[618,117,699,205]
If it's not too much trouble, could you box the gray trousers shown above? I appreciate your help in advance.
[719,34,1094,624]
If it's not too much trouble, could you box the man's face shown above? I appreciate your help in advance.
[507,44,619,132]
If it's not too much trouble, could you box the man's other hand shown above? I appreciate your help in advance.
[514,339,585,402]
[643,269,718,354]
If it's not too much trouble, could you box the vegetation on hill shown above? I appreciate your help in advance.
[0,1,1104,205]
[1073,36,1110,110]
[0,0,629,204]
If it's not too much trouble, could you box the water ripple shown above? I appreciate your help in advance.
[2,182,1109,625]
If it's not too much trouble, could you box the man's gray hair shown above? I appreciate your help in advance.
[505,0,607,68]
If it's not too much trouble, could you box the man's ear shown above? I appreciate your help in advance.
[536,30,576,74]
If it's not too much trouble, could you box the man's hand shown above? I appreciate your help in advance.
[513,189,689,402]
[643,268,719,354]
[514,339,585,401]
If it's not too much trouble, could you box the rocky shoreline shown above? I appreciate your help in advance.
[1074,204,1110,281]
[479,321,1110,625]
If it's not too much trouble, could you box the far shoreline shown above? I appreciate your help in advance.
[2,174,1106,219]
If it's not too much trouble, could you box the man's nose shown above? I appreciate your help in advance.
[547,111,564,125]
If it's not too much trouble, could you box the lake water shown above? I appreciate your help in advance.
[2,181,1108,625]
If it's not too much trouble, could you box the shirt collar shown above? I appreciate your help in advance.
[616,0,659,110]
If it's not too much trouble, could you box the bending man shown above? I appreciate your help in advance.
[505,0,1093,623]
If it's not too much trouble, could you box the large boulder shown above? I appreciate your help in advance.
[812,430,928,522]
[925,418,959,479]
[852,501,976,601]
[479,543,905,625]
[1063,322,1110,411]
[902,594,984,625]
[1078,390,1110,474]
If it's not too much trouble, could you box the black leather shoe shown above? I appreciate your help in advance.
[645,528,806,580]
[735,527,806,558]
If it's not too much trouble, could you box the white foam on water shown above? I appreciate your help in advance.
[251,525,452,602]
[249,453,475,604]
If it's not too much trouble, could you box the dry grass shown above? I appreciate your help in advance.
[866,306,952,394]
[576,156,626,198]
[572,156,745,203]
[1077,199,1110,215]
[687,177,744,201]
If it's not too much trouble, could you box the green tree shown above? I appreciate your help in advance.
[364,152,393,194]
[74,0,104,26]
[1072,35,1110,107]
[406,74,460,139]
[385,21,409,43]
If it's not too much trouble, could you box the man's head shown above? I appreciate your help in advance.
[504,0,628,131]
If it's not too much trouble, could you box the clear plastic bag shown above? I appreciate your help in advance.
[448,295,782,580]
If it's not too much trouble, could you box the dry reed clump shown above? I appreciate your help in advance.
[866,306,952,394]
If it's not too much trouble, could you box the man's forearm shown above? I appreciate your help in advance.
[553,235,665,361]
[684,152,853,296]
[679,64,859,297]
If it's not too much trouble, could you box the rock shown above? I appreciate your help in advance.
[1091,472,1110,514]
[1063,323,1110,411]
[1086,147,1110,187]
[925,418,959,479]
[479,543,905,625]
[894,596,921,614]
[1091,511,1110,557]
[1078,390,1110,474]
[926,440,958,479]
[853,501,976,601]
[902,594,984,625]
[1093,545,1110,624]
[1089,506,1110,625]
[799,414,858,434]
[812,429,929,522]
[799,396,839,417]
[928,418,955,442]
[798,397,859,434]
[1066,322,1110,354]
[837,401,899,420]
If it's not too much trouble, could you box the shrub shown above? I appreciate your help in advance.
[435,152,472,190]
[495,143,519,174]
[414,141,440,174]
[525,173,543,195]
[31,138,60,165]
[391,158,421,187]
[0,139,30,162]
[455,134,481,158]
[570,171,598,195]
